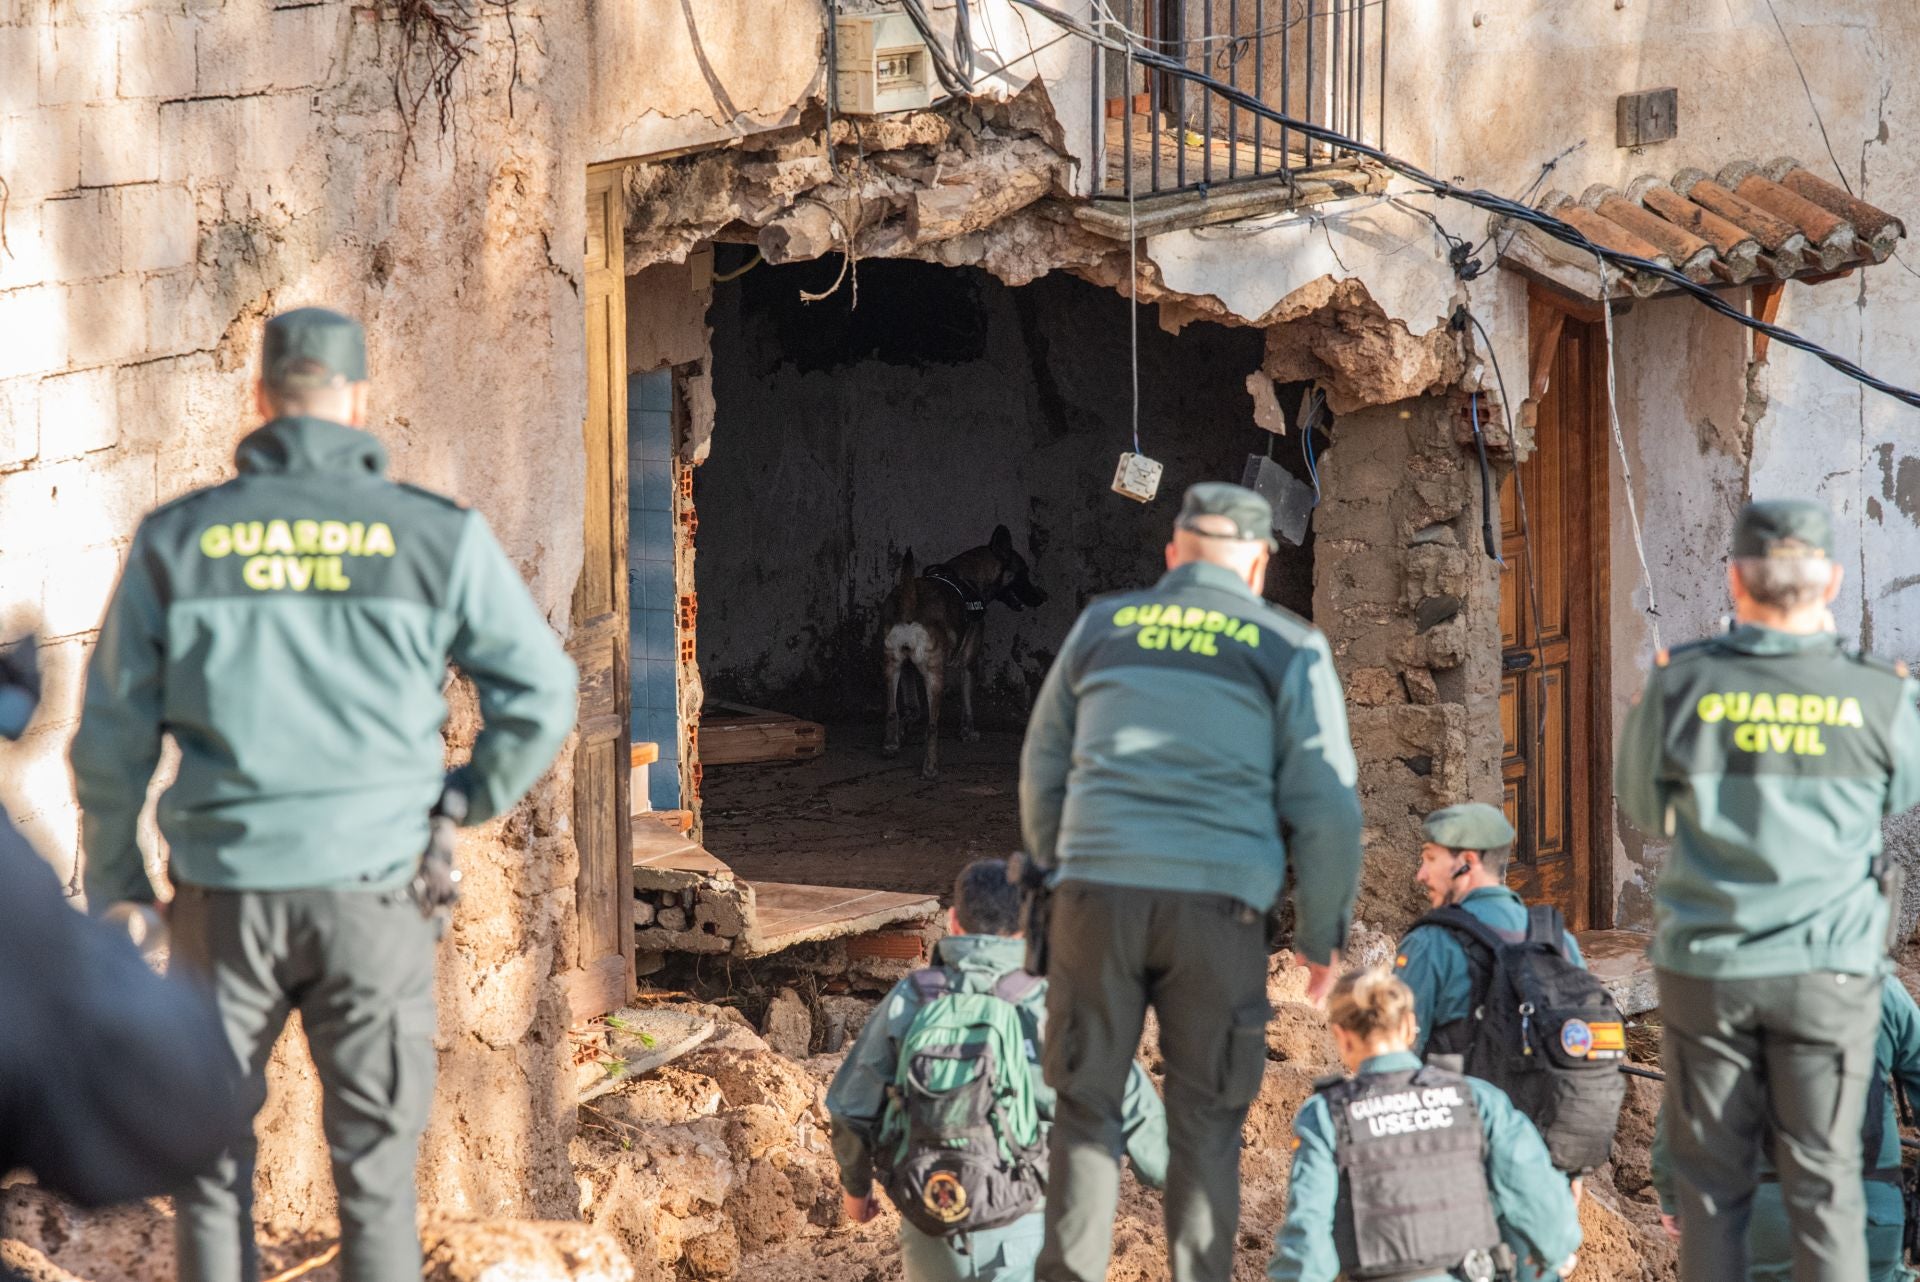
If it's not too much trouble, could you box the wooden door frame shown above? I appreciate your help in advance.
[1526,285,1615,929]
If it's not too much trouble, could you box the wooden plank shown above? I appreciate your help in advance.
[568,164,634,1021]
[743,881,940,956]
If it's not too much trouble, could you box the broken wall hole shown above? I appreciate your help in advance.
[679,250,1327,902]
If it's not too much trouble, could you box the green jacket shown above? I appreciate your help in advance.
[1651,975,1920,1282]
[1018,562,1363,961]
[826,933,1169,1197]
[1616,625,1920,979]
[1395,886,1586,1056]
[1268,1051,1581,1282]
[73,417,578,904]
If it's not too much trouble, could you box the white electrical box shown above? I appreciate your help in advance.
[836,11,938,115]
[1112,452,1164,504]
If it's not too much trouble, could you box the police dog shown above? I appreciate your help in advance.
[882,525,1046,779]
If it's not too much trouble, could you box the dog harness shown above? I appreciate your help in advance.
[922,565,987,619]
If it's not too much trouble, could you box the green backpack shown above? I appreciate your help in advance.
[875,968,1048,1238]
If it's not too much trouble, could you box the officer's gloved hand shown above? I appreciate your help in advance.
[410,782,469,920]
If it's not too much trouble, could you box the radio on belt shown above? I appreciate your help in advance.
[1111,452,1163,503]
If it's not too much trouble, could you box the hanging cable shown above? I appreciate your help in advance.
[1594,262,1664,650]
[901,0,975,97]
[1467,392,1501,563]
[1003,0,1920,412]
[1126,48,1141,457]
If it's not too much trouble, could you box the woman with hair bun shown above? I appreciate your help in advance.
[1267,968,1582,1282]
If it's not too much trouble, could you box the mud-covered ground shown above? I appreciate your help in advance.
[701,725,1024,897]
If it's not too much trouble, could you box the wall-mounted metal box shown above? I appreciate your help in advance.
[835,10,938,115]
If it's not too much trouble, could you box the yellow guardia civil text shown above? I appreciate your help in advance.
[197,519,398,593]
[1694,690,1866,757]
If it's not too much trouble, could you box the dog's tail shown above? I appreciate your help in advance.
[895,548,918,611]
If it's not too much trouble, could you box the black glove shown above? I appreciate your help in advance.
[410,784,469,920]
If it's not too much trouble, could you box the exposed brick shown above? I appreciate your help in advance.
[65,275,146,367]
[38,367,120,459]
[42,542,125,638]
[37,22,117,105]
[120,183,197,272]
[0,108,82,198]
[79,99,162,187]
[141,268,224,355]
[115,11,196,99]
[39,188,122,280]
[0,450,156,560]
[0,377,38,469]
[157,97,235,185]
[0,287,70,380]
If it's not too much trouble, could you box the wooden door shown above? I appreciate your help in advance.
[1499,316,1609,930]
[568,165,635,1021]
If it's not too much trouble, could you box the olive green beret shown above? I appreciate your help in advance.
[1732,499,1833,560]
[1421,803,1515,852]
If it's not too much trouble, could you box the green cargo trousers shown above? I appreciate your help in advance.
[1659,968,1881,1282]
[1036,882,1270,1282]
[169,883,439,1282]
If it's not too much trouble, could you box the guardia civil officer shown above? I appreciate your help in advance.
[1394,803,1583,1057]
[827,857,1168,1282]
[1617,499,1920,1282]
[1267,968,1580,1282]
[1020,482,1364,1282]
[0,636,246,1263]
[70,308,579,1282]
[1651,973,1920,1282]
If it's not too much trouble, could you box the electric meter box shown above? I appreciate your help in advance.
[835,11,938,115]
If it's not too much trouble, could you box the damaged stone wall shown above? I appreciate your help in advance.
[1312,397,1504,932]
[0,0,596,1234]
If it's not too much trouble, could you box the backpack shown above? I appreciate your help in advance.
[874,968,1048,1238]
[1414,903,1627,1174]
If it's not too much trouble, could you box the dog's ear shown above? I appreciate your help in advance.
[989,525,1013,557]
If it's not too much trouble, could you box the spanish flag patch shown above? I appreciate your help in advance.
[1586,1021,1627,1056]
[1394,954,1409,970]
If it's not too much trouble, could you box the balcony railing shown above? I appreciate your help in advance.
[1090,0,1389,199]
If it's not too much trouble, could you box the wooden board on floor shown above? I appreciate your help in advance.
[700,701,825,766]
[743,881,940,957]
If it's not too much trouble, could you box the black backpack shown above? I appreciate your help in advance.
[1414,904,1627,1174]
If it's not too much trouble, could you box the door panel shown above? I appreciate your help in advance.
[1500,317,1606,929]
[568,166,634,1021]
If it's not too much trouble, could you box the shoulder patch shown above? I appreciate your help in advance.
[1654,648,1669,668]
[1660,638,1719,667]
[396,481,469,510]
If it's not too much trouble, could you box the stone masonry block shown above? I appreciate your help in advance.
[0,202,51,292]
[233,94,317,179]
[66,275,146,367]
[116,12,196,100]
[80,99,162,186]
[0,28,35,96]
[38,367,120,460]
[0,378,38,469]
[42,542,126,638]
[0,287,71,381]
[40,188,122,281]
[26,637,92,731]
[268,5,343,90]
[1,730,84,824]
[158,98,237,185]
[193,9,276,96]
[120,183,198,272]
[0,451,156,559]
[0,108,82,198]
[10,807,79,890]
[38,22,117,105]
[142,270,225,356]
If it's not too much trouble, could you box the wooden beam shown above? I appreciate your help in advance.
[1751,280,1786,363]
[1528,289,1571,403]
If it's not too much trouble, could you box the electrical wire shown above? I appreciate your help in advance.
[901,0,976,97]
[1127,45,1141,457]
[1595,266,1664,650]
[1005,0,1920,412]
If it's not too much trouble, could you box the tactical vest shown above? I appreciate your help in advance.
[1323,1065,1502,1282]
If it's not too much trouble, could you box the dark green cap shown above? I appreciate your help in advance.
[262,307,368,389]
[1732,499,1833,561]
[1421,803,1515,852]
[1177,482,1278,551]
